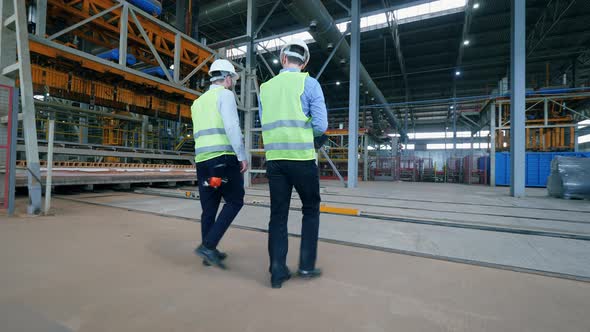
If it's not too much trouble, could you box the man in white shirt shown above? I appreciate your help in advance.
[191,59,248,269]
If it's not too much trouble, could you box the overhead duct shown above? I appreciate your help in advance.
[198,0,276,26]
[282,0,403,136]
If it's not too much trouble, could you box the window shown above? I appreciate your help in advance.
[427,143,490,150]
[402,144,415,150]
[579,134,590,144]
[408,131,476,140]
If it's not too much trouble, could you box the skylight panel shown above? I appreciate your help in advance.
[226,0,467,59]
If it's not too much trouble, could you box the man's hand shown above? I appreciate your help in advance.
[240,160,249,174]
[314,134,329,150]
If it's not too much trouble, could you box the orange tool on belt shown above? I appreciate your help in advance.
[203,177,228,189]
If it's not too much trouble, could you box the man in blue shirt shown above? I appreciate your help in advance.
[259,39,328,288]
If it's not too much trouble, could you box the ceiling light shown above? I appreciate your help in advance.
[455,71,461,76]
[169,64,174,70]
[473,3,480,9]
[463,40,470,46]
[335,81,341,86]
[450,105,455,109]
[272,59,279,64]
[387,133,401,137]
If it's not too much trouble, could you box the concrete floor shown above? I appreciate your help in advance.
[65,181,590,279]
[1,198,590,332]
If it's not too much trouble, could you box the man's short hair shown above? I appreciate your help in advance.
[284,45,306,66]
[210,70,230,82]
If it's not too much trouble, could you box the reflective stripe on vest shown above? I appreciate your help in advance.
[264,142,315,151]
[195,144,234,154]
[261,119,311,131]
[260,72,316,161]
[194,128,226,139]
[191,86,236,163]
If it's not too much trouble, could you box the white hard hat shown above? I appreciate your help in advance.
[208,59,239,81]
[280,39,310,64]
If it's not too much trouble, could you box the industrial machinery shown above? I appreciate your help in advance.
[9,0,248,189]
[493,95,579,152]
[318,128,369,181]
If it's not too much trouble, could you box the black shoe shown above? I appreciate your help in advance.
[195,245,226,269]
[297,268,322,279]
[271,272,292,289]
[202,250,227,266]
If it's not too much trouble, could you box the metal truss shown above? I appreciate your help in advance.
[550,47,590,84]
[382,0,413,130]
[526,0,577,56]
[35,0,252,113]
[45,0,219,85]
[449,0,474,126]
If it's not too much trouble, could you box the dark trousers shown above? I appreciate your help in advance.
[196,155,245,249]
[266,160,321,279]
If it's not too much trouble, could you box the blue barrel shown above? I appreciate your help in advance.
[128,0,162,16]
[141,66,173,78]
[96,49,137,66]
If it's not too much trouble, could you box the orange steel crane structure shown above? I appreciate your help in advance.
[25,0,244,120]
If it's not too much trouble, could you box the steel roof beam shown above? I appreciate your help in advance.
[382,0,412,127]
[527,0,577,56]
[283,0,404,136]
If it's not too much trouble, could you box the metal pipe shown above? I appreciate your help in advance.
[282,0,403,136]
[198,0,275,26]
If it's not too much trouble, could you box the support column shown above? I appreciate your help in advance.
[543,98,548,126]
[175,0,187,32]
[7,88,18,215]
[574,127,579,152]
[79,116,88,144]
[190,0,199,40]
[452,108,457,155]
[243,0,257,187]
[347,0,360,188]
[363,135,369,181]
[174,33,181,82]
[572,57,576,88]
[141,115,148,149]
[490,103,496,187]
[35,0,47,37]
[510,0,526,197]
[118,3,128,67]
[44,117,55,215]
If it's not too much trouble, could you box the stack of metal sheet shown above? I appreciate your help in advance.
[547,156,590,199]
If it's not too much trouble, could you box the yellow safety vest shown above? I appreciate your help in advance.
[260,72,315,161]
[191,86,236,163]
